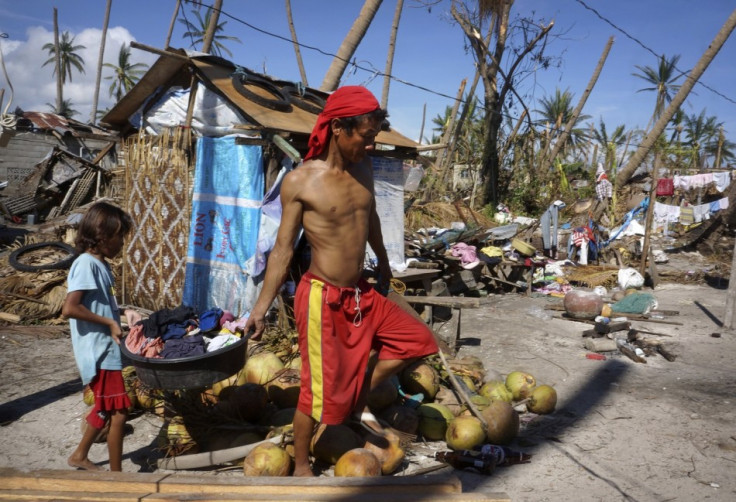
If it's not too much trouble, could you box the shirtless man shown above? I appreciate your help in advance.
[244,86,437,477]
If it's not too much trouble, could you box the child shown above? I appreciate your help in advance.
[62,201,141,471]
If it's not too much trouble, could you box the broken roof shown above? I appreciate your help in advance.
[100,49,418,151]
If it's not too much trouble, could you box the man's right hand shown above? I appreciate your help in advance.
[244,311,266,341]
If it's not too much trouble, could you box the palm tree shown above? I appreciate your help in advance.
[590,118,627,173]
[536,88,591,157]
[320,0,384,91]
[46,99,79,119]
[91,0,113,124]
[381,0,404,108]
[103,44,149,102]
[683,110,721,170]
[632,54,685,129]
[179,6,241,58]
[42,31,86,84]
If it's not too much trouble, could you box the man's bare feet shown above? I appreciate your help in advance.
[67,456,102,471]
[292,465,315,477]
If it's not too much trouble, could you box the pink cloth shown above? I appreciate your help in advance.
[125,324,163,358]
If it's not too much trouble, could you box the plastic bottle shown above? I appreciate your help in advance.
[473,444,533,466]
[434,450,495,475]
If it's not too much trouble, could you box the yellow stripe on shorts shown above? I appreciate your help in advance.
[307,279,325,420]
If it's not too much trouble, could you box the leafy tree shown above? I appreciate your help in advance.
[46,98,79,119]
[179,6,241,58]
[632,54,685,129]
[42,31,86,84]
[103,44,149,101]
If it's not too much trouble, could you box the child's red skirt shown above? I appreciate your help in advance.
[86,369,131,429]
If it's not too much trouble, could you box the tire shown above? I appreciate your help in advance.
[9,241,77,272]
[231,72,292,112]
[281,85,326,115]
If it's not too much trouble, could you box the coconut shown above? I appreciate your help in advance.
[210,372,240,398]
[121,366,138,412]
[135,384,161,411]
[334,448,382,477]
[243,442,292,476]
[166,416,198,456]
[445,415,486,451]
[379,405,419,436]
[82,385,95,407]
[367,379,399,412]
[266,368,301,409]
[479,380,513,403]
[362,429,405,474]
[433,385,463,416]
[417,403,454,440]
[505,371,536,401]
[481,401,519,445]
[310,424,363,465]
[230,383,269,423]
[400,361,440,401]
[244,351,285,385]
[527,385,557,414]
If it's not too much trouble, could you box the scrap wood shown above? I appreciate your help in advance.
[562,265,619,287]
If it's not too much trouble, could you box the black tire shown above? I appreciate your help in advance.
[281,85,326,115]
[9,241,77,272]
[231,72,292,112]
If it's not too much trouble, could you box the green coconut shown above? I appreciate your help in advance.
[479,380,513,403]
[527,385,557,414]
[243,442,292,476]
[505,371,536,401]
[400,361,440,401]
[445,415,486,451]
[417,403,454,440]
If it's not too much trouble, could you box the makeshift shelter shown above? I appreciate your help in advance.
[101,48,419,315]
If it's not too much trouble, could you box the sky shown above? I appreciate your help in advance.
[1,0,735,158]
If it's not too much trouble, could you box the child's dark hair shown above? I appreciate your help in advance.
[75,202,133,253]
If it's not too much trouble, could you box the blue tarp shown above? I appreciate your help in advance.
[182,137,263,315]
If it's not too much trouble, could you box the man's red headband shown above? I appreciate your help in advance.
[304,86,381,161]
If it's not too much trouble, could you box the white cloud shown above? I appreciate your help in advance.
[0,25,157,122]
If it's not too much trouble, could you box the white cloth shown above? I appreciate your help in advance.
[713,171,731,192]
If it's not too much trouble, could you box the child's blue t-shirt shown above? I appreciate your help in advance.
[67,253,123,385]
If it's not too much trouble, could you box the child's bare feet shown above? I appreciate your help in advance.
[67,455,102,471]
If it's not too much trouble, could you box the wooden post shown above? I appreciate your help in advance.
[640,151,659,283]
[725,236,736,329]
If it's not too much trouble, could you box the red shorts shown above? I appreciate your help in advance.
[86,369,131,429]
[295,272,437,424]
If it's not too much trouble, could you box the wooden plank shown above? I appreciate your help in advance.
[144,493,508,501]
[158,472,463,496]
[402,296,489,309]
[0,468,166,494]
[0,489,143,501]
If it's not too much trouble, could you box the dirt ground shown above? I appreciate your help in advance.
[1,251,735,502]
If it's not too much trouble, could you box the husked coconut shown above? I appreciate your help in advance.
[244,351,285,385]
[334,448,382,477]
[362,429,405,474]
[481,401,519,445]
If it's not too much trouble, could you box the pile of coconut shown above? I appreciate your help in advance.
[92,330,557,477]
